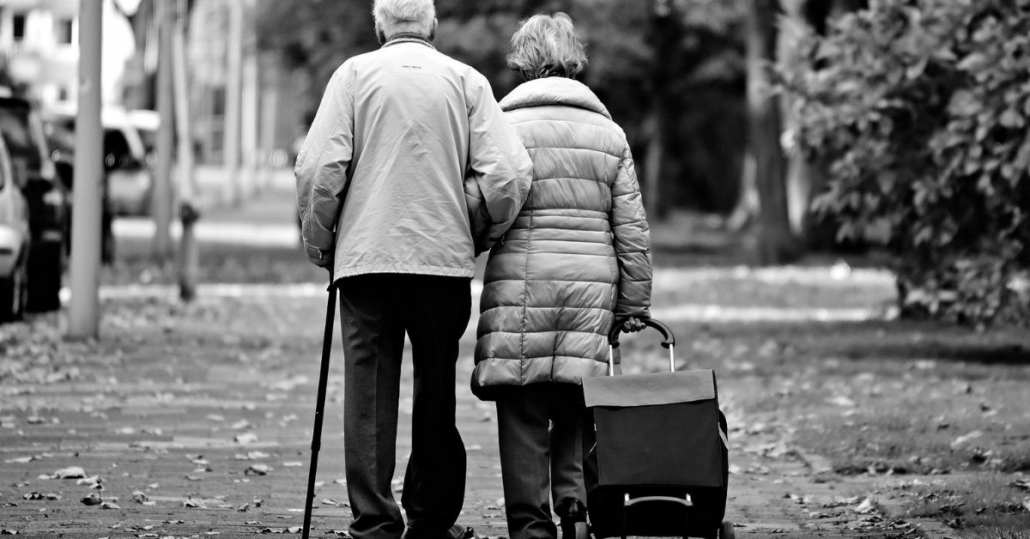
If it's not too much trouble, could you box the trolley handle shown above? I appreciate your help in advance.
[606,318,678,376]
[608,318,676,349]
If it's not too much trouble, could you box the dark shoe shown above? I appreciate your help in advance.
[556,498,588,539]
[402,524,479,539]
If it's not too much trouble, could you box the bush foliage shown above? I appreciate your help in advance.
[783,0,1030,325]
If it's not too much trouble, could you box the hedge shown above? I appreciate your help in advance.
[781,0,1030,325]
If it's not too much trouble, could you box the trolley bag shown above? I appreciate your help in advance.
[582,319,733,539]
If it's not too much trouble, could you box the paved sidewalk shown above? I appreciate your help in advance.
[0,285,953,539]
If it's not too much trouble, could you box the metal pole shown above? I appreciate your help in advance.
[68,0,103,339]
[223,0,244,205]
[173,1,199,301]
[302,283,338,539]
[241,2,259,191]
[153,0,175,261]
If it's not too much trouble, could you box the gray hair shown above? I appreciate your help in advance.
[372,0,436,37]
[507,13,588,81]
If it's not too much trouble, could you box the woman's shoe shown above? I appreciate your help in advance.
[556,498,589,539]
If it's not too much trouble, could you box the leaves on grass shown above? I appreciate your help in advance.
[80,494,103,506]
[99,501,120,509]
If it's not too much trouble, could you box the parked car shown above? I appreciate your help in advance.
[0,94,70,312]
[46,104,156,218]
[43,115,116,264]
[0,133,29,322]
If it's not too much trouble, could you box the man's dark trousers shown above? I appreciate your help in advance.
[337,273,471,539]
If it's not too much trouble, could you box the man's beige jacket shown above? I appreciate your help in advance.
[295,37,532,280]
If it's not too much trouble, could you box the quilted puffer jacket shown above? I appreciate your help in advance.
[470,77,653,401]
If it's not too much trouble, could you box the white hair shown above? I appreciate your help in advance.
[372,0,436,37]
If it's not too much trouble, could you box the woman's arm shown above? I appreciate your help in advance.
[609,144,653,318]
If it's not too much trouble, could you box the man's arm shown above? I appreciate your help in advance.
[295,67,354,268]
[465,75,533,250]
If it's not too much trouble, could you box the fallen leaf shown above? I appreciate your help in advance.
[246,464,271,475]
[81,494,103,506]
[950,430,983,449]
[5,457,36,464]
[77,476,103,489]
[855,498,877,514]
[287,527,302,534]
[1023,497,1030,513]
[235,433,259,445]
[827,395,856,407]
[1009,479,1030,491]
[283,461,302,467]
[183,499,201,508]
[99,501,120,509]
[0,531,18,536]
[132,491,150,504]
[232,420,252,430]
[52,466,87,479]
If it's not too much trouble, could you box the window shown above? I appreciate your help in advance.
[56,18,73,45]
[12,13,26,42]
[211,87,226,116]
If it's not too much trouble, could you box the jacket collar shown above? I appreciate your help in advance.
[499,77,612,120]
[382,33,436,50]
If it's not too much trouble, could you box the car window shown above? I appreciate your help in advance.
[0,107,41,169]
[104,129,138,169]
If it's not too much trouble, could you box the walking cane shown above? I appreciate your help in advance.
[302,280,338,539]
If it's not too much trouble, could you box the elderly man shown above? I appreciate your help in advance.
[294,1,533,539]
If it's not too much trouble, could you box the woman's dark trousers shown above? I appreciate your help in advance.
[495,383,587,539]
[337,274,471,539]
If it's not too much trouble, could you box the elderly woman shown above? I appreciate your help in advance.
[467,12,653,539]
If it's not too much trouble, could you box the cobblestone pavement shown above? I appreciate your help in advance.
[0,281,965,539]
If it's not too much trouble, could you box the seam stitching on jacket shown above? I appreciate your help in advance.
[519,212,532,373]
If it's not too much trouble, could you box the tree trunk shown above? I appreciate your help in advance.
[747,0,800,264]
[642,0,680,222]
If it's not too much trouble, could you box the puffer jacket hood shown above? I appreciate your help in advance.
[471,77,652,401]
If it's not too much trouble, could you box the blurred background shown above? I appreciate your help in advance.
[0,0,1026,328]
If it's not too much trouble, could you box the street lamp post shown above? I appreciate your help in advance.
[67,0,104,339]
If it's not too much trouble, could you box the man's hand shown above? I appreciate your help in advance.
[620,317,646,333]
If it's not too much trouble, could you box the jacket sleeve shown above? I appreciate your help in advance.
[295,66,354,267]
[610,144,652,318]
[465,75,533,252]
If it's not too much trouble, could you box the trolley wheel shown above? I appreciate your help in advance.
[718,521,735,539]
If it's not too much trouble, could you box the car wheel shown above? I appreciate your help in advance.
[0,257,27,322]
[26,243,64,313]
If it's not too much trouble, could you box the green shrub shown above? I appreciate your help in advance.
[781,0,1030,325]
